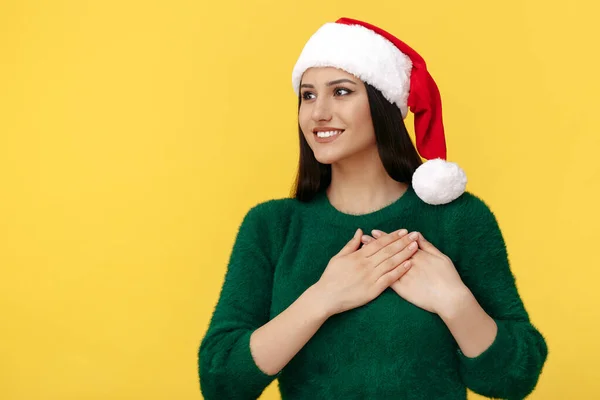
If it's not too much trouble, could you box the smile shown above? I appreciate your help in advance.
[314,130,344,143]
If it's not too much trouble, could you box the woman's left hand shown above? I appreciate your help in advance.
[363,230,470,316]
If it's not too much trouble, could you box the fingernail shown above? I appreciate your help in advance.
[361,235,371,242]
[409,232,419,240]
[372,230,383,238]
[408,242,417,250]
[354,228,361,237]
[397,229,408,236]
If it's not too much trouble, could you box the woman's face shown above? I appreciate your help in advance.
[298,67,376,165]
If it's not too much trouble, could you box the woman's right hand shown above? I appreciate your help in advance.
[313,228,419,317]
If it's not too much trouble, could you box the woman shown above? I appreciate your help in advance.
[199,17,548,399]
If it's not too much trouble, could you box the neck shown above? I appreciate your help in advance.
[326,150,408,215]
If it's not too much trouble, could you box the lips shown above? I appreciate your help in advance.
[313,129,345,143]
[313,127,344,134]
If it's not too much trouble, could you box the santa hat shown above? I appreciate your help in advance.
[291,17,467,205]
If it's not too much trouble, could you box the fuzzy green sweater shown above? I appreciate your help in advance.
[198,185,548,399]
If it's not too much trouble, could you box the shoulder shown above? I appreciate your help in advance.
[238,197,301,261]
[243,196,299,227]
[416,190,502,242]
[424,191,509,271]
[439,190,497,224]
[437,191,505,250]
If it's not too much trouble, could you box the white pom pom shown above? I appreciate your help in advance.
[412,158,467,205]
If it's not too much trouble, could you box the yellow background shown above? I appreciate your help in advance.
[1,0,599,399]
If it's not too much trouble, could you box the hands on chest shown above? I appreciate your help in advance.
[364,230,469,316]
[313,228,471,319]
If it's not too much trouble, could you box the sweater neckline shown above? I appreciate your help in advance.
[310,184,419,228]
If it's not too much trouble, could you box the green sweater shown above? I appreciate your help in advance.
[198,185,548,399]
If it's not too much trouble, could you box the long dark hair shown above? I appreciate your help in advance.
[291,82,423,202]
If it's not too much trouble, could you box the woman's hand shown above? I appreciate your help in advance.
[312,228,420,317]
[361,230,469,316]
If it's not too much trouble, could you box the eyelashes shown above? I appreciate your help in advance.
[301,87,354,101]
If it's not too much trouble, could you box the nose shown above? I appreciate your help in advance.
[311,97,333,122]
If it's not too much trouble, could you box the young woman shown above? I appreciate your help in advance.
[199,17,548,400]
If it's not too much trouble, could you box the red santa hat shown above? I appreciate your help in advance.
[292,17,467,205]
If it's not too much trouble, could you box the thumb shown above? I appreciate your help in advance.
[337,228,362,257]
[416,233,444,257]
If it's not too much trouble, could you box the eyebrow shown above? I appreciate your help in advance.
[300,79,357,89]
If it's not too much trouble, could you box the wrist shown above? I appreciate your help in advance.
[304,283,335,321]
[436,285,475,321]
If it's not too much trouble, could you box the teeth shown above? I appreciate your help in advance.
[316,130,343,138]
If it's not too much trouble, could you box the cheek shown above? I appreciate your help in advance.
[356,102,373,129]
[346,100,374,136]
[298,107,311,143]
[298,106,311,136]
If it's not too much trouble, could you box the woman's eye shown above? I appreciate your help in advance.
[301,87,352,101]
[335,87,352,96]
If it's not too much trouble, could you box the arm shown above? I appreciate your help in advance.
[437,286,499,359]
[250,284,330,375]
[450,195,548,399]
[198,203,330,399]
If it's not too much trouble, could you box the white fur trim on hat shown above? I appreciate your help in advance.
[412,158,467,205]
[292,22,412,118]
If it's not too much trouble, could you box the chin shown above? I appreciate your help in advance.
[313,151,348,165]
[313,143,373,165]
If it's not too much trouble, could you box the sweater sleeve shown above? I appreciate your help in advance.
[451,194,548,399]
[198,203,282,400]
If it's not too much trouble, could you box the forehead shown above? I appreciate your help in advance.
[300,66,361,84]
